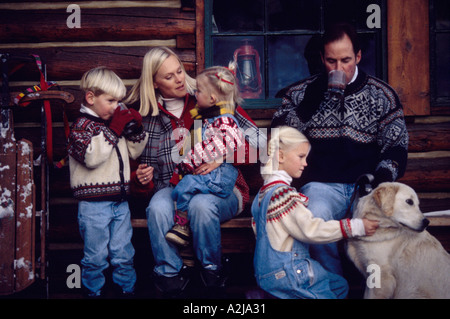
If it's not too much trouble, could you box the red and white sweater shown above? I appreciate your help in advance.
[178,107,244,173]
[252,170,365,252]
[68,105,148,201]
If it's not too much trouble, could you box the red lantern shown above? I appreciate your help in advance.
[233,40,262,99]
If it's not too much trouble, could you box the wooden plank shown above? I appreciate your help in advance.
[387,0,430,116]
[0,1,182,10]
[419,192,450,213]
[407,122,450,152]
[427,216,450,227]
[131,218,147,228]
[0,39,177,50]
[4,47,195,82]
[400,152,450,192]
[14,139,35,292]
[221,217,252,229]
[176,34,196,49]
[195,0,205,74]
[0,7,195,43]
[130,217,252,229]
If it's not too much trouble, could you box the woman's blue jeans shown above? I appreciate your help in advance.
[299,182,355,276]
[146,186,239,277]
[78,200,136,295]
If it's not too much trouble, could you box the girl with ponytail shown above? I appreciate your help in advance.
[166,62,246,250]
[252,126,378,299]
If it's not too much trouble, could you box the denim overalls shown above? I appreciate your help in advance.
[251,183,349,299]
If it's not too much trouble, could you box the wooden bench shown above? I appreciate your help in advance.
[131,215,252,229]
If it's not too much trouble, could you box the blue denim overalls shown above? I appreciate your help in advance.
[251,183,349,299]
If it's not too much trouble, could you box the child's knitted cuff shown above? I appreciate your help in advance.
[340,218,365,238]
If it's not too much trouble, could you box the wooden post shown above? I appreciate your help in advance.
[387,0,430,116]
[195,0,205,74]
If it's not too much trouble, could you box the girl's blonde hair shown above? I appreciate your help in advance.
[198,61,243,113]
[80,66,126,100]
[124,46,196,117]
[261,126,310,178]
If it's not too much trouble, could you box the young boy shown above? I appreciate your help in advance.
[67,66,148,297]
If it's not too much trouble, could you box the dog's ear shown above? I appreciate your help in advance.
[372,183,399,216]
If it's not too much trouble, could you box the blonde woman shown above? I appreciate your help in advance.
[126,47,262,296]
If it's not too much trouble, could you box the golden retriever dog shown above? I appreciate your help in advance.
[347,182,450,299]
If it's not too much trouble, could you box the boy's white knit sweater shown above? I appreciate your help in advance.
[252,170,365,252]
[68,105,148,201]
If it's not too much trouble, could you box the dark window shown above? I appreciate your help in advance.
[205,0,386,108]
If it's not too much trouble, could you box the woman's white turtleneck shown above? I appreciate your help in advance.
[161,97,184,118]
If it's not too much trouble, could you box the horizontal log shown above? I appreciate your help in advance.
[40,151,449,201]
[0,39,177,50]
[3,47,195,81]
[427,215,450,227]
[0,1,182,10]
[0,7,195,43]
[247,109,450,152]
[407,122,450,152]
[221,217,252,229]
[418,193,450,213]
[399,153,450,192]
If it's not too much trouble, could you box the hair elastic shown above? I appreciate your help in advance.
[215,73,234,85]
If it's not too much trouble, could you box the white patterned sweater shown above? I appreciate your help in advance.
[68,106,148,201]
[252,170,365,252]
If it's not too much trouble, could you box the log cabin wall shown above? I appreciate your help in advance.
[0,0,449,254]
[0,0,197,249]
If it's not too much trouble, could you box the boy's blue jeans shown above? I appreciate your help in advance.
[78,200,136,295]
[146,186,238,277]
[299,182,355,276]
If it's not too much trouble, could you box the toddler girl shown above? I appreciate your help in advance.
[165,63,245,251]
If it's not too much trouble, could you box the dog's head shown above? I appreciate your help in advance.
[358,182,429,232]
